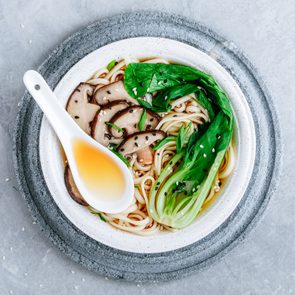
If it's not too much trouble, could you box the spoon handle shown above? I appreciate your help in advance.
[23,70,75,144]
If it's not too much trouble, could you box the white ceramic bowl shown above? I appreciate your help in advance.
[39,37,256,253]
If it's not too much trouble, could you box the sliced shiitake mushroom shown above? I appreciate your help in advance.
[117,130,165,157]
[91,100,130,146]
[93,81,138,105]
[109,106,161,138]
[66,83,99,134]
[137,147,154,165]
[64,165,88,206]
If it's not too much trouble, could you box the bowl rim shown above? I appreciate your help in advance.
[38,36,256,253]
[13,11,281,282]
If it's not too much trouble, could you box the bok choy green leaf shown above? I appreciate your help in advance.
[123,62,233,229]
[124,63,212,98]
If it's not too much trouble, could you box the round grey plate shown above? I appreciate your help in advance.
[13,11,281,282]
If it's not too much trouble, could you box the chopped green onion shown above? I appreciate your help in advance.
[138,109,147,131]
[107,59,117,71]
[153,136,176,151]
[90,210,107,222]
[98,213,107,222]
[108,144,130,167]
[105,121,124,133]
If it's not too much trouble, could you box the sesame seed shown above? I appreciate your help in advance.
[203,153,207,158]
[212,148,215,152]
[200,144,204,148]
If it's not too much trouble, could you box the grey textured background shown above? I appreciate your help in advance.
[0,0,294,294]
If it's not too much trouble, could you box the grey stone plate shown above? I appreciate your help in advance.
[13,11,281,282]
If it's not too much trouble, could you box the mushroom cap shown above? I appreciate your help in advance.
[93,81,138,106]
[91,100,130,146]
[117,130,166,156]
[64,165,88,206]
[109,106,161,138]
[66,83,99,134]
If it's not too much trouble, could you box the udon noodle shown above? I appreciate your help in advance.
[84,58,235,235]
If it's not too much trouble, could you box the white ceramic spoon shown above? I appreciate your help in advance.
[23,70,134,213]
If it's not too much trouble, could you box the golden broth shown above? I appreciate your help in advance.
[73,139,125,201]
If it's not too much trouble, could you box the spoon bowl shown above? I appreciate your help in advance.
[23,70,134,213]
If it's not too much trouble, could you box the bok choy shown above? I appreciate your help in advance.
[124,63,233,229]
